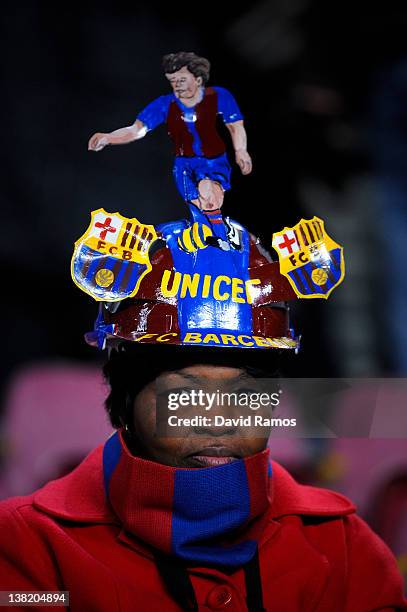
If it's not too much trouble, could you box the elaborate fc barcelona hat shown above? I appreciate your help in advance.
[71,204,344,351]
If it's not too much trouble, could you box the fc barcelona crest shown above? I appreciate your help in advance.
[71,208,157,302]
[272,217,345,299]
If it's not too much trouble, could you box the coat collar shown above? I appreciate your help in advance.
[33,443,115,523]
[33,436,356,523]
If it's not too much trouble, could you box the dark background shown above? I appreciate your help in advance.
[1,1,407,581]
[2,0,407,386]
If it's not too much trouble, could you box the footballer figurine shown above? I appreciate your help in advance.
[88,51,252,212]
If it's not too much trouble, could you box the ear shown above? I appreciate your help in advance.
[196,76,203,86]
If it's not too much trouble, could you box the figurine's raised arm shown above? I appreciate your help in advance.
[88,120,148,152]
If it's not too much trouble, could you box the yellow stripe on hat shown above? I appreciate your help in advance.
[178,227,197,253]
[192,222,212,249]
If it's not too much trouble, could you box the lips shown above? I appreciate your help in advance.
[186,447,241,468]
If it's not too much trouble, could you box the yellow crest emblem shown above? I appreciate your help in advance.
[272,217,345,299]
[71,208,157,301]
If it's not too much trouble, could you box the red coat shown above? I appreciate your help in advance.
[0,443,405,612]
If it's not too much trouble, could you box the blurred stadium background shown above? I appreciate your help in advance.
[1,0,406,586]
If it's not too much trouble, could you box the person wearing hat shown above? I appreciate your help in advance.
[0,217,406,611]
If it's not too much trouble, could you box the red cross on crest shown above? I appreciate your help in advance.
[95,217,117,241]
[277,232,298,255]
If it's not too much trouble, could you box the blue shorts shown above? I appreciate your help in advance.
[173,153,232,202]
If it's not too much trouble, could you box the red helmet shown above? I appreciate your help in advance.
[85,223,299,352]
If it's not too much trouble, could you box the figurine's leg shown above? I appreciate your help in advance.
[193,179,225,211]
[191,154,231,211]
[173,157,199,204]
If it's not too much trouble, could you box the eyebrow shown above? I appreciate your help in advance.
[163,371,254,383]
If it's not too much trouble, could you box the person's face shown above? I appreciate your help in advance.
[165,66,202,100]
[130,364,270,468]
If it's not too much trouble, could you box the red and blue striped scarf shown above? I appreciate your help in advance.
[103,430,272,567]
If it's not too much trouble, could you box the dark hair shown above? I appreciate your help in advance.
[162,52,211,85]
[103,343,283,429]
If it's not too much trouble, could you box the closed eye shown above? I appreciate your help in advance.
[158,387,195,396]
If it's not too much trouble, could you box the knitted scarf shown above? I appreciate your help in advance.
[103,430,271,567]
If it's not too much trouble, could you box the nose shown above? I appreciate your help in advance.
[193,419,238,437]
